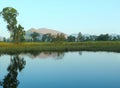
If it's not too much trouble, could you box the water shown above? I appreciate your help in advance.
[0,51,120,88]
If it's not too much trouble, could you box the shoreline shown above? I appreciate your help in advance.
[0,41,120,54]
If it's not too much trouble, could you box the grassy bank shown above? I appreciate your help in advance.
[0,41,120,54]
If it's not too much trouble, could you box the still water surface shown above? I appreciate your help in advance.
[0,52,120,88]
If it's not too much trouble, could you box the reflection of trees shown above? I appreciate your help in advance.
[29,51,41,58]
[41,52,65,59]
[0,55,26,88]
[28,52,65,59]
[79,51,82,55]
[55,52,65,59]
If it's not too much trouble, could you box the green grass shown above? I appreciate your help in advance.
[0,41,120,54]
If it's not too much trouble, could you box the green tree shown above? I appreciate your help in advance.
[31,32,39,42]
[77,32,83,42]
[13,24,25,42]
[42,33,53,42]
[55,33,66,42]
[3,37,6,42]
[96,34,110,41]
[0,7,25,43]
[67,35,76,42]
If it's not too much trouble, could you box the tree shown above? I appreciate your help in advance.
[31,32,39,42]
[77,32,83,42]
[3,37,6,42]
[67,35,76,42]
[55,33,66,42]
[12,24,25,42]
[0,7,25,43]
[83,35,97,41]
[42,33,53,42]
[96,34,110,41]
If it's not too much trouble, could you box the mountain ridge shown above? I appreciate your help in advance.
[27,28,67,36]
[25,28,68,40]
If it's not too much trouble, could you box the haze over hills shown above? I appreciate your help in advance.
[25,28,68,40]
[1,27,120,41]
[27,28,67,35]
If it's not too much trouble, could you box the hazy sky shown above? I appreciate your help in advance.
[0,0,120,37]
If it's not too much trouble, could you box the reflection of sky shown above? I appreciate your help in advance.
[0,55,11,80]
[0,52,120,88]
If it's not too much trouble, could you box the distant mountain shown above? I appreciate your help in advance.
[25,28,68,40]
[28,28,66,35]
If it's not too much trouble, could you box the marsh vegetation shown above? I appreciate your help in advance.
[0,41,120,54]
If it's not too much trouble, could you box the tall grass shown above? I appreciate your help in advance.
[0,41,120,54]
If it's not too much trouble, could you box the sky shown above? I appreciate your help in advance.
[0,0,120,37]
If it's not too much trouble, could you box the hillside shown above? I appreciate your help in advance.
[28,28,66,35]
[25,28,68,40]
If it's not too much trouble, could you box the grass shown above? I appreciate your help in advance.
[0,41,120,54]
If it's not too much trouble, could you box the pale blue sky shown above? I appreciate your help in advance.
[0,0,120,37]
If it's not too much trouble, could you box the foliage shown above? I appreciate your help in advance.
[0,42,120,54]
[0,7,25,43]
[77,32,83,42]
[30,32,40,42]
[96,34,110,41]
[3,37,6,42]
[52,33,66,42]
[67,35,76,42]
[42,33,53,42]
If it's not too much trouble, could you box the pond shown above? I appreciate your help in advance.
[0,51,120,88]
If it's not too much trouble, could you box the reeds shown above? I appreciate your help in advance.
[0,41,120,54]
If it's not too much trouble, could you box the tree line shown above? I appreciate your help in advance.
[67,32,120,42]
[26,32,66,42]
[24,32,120,42]
[1,7,120,43]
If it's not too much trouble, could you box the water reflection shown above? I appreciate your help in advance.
[0,52,120,88]
[0,55,26,88]
[79,51,82,55]
[27,52,65,59]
